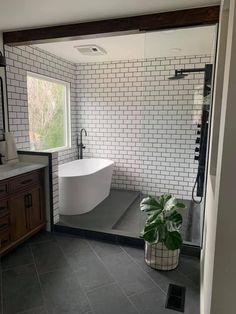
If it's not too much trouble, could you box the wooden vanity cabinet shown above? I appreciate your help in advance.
[0,169,46,255]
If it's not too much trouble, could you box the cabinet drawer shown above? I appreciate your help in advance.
[0,183,8,199]
[9,171,40,193]
[0,230,10,248]
[0,200,9,218]
[0,215,9,233]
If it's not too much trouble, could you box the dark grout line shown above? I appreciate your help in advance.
[1,262,35,272]
[29,244,50,314]
[119,245,167,296]
[53,235,94,314]
[85,239,140,314]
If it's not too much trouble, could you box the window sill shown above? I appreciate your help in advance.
[31,146,71,153]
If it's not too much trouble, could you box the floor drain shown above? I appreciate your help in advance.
[166,284,186,312]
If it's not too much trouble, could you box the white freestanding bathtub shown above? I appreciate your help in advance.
[59,158,114,215]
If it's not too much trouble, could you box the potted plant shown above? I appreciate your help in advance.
[140,193,185,270]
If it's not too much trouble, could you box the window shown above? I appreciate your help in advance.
[27,73,70,151]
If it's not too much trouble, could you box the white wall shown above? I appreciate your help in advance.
[201,0,236,313]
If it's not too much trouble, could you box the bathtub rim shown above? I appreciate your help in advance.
[58,158,114,178]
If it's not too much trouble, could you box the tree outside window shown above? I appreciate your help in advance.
[27,73,70,151]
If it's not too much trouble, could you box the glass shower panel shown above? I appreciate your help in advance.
[142,26,217,246]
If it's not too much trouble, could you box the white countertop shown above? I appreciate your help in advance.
[0,162,47,181]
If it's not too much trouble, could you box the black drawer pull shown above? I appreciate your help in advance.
[0,223,8,230]
[24,194,29,208]
[21,179,33,185]
[29,193,32,207]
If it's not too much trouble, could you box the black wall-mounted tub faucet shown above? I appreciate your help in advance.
[78,128,87,159]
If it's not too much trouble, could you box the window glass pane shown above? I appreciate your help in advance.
[27,74,68,150]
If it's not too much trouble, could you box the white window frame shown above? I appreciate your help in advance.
[27,72,71,152]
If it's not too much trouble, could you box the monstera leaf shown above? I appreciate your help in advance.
[140,194,185,250]
[164,231,183,250]
[140,196,162,215]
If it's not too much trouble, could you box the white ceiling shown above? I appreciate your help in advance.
[34,26,217,63]
[0,0,220,32]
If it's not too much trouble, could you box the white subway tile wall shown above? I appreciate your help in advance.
[76,55,212,200]
[5,44,212,223]
[5,45,78,164]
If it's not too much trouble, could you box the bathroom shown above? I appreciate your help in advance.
[0,3,225,314]
[2,25,217,248]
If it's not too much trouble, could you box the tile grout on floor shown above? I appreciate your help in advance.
[85,239,140,314]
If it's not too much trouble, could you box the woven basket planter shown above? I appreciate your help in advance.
[145,241,180,271]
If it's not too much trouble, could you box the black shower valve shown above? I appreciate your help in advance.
[197,123,201,128]
[195,147,200,152]
[197,130,201,135]
[196,137,200,144]
[194,155,200,161]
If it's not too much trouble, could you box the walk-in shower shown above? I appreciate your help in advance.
[168,64,213,204]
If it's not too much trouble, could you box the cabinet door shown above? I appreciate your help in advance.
[28,187,44,230]
[9,194,29,241]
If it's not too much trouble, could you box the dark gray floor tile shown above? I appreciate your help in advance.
[91,245,156,296]
[147,267,198,294]
[27,231,55,245]
[130,288,175,314]
[31,241,69,274]
[1,245,33,270]
[184,286,200,314]
[87,283,137,314]
[2,264,43,314]
[55,234,88,255]
[65,243,114,291]
[19,306,47,314]
[88,239,123,258]
[121,245,151,272]
[40,269,91,314]
[178,255,200,287]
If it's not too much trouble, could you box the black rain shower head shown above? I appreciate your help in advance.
[168,67,206,80]
[168,70,188,80]
[0,52,6,68]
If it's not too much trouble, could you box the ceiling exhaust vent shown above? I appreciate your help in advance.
[75,45,107,56]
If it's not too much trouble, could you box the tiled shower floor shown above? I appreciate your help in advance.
[57,189,201,246]
[0,231,200,314]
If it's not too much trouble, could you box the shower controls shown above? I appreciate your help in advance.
[197,124,201,128]
[197,130,201,135]
[195,147,199,152]
[194,156,199,161]
[195,137,200,144]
